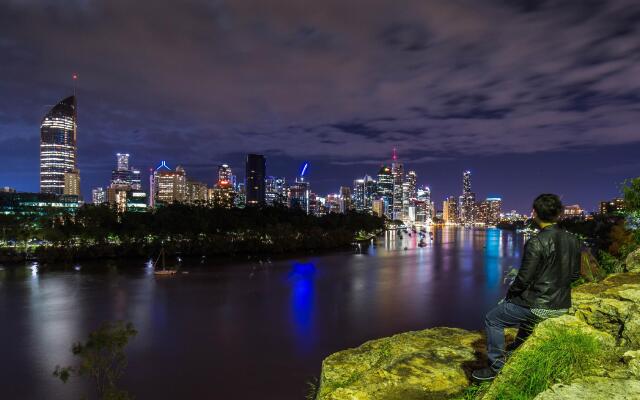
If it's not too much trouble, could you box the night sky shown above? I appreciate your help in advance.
[2,0,640,213]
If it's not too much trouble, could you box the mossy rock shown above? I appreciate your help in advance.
[571,272,640,347]
[626,248,640,272]
[533,376,640,399]
[317,327,485,399]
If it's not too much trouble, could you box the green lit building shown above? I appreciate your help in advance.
[0,192,80,215]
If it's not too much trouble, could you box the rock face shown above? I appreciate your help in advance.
[317,272,640,400]
[571,272,640,347]
[317,328,485,400]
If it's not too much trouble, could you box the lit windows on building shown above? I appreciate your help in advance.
[562,204,584,220]
[376,165,393,218]
[150,161,187,206]
[443,196,458,224]
[339,186,352,213]
[186,180,209,204]
[289,179,310,213]
[217,164,233,187]
[92,187,106,204]
[599,198,625,215]
[40,95,78,195]
[266,176,287,206]
[63,169,81,197]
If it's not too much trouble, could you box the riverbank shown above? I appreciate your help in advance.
[316,270,640,399]
[0,204,385,266]
[0,231,383,267]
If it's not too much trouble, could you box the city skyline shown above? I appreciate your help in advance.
[3,1,639,212]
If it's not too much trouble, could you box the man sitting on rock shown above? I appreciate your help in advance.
[472,193,582,381]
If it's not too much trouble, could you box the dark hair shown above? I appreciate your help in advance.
[533,194,563,222]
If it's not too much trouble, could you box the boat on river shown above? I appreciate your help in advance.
[153,247,177,276]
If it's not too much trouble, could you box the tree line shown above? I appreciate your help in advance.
[0,204,385,263]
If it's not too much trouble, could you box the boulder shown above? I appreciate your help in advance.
[571,272,640,347]
[317,327,485,400]
[626,247,640,272]
[533,376,640,400]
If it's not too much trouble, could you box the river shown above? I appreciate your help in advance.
[0,227,524,399]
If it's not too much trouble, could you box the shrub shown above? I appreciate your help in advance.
[597,251,625,274]
[482,325,604,400]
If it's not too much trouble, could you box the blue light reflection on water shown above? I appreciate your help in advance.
[484,228,501,288]
[288,262,316,351]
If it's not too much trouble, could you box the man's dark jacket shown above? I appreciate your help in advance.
[506,224,582,309]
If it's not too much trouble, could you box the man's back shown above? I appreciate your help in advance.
[507,225,582,310]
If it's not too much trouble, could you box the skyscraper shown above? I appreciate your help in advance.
[391,149,404,220]
[265,176,287,205]
[245,154,266,205]
[289,179,310,213]
[40,95,78,195]
[376,165,393,218]
[353,178,366,211]
[111,153,141,189]
[443,196,459,224]
[460,170,476,224]
[339,186,352,213]
[116,153,130,171]
[217,164,233,186]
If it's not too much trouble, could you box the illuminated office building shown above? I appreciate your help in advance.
[443,196,458,224]
[372,199,385,218]
[0,192,80,215]
[265,176,287,205]
[63,169,81,196]
[245,154,266,205]
[92,187,106,204]
[186,180,209,204]
[325,193,342,214]
[353,179,366,211]
[416,186,432,223]
[339,186,352,213]
[40,95,78,195]
[117,153,129,171]
[478,197,502,225]
[376,165,393,218]
[149,161,186,206]
[460,170,476,224]
[403,171,417,217]
[235,183,246,208]
[218,164,233,186]
[391,150,404,220]
[111,153,141,190]
[289,179,310,213]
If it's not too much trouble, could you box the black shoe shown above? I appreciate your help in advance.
[472,367,498,381]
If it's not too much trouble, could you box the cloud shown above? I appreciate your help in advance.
[1,0,640,195]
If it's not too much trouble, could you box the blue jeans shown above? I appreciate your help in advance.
[485,300,539,370]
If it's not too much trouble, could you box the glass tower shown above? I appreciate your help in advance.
[40,95,77,195]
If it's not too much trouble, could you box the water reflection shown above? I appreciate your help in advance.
[484,228,501,288]
[288,262,316,351]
